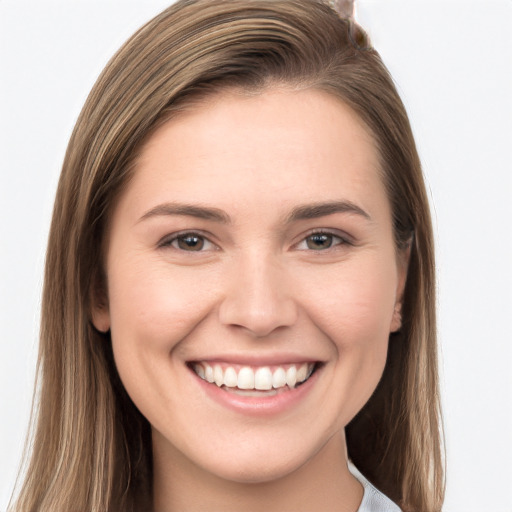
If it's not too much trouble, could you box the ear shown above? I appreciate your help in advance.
[90,270,110,333]
[390,244,411,333]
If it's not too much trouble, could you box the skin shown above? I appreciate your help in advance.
[93,88,408,511]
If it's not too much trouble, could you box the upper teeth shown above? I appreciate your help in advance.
[193,362,315,390]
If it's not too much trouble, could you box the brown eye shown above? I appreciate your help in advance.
[175,234,205,251]
[161,232,217,253]
[306,233,335,250]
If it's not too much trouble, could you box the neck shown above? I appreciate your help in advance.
[152,430,363,512]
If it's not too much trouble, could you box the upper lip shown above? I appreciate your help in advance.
[186,353,325,366]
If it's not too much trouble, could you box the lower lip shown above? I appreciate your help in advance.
[189,366,321,416]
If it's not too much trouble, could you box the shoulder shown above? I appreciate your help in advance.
[348,461,402,512]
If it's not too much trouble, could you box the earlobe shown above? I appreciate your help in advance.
[390,243,411,333]
[91,303,111,333]
[390,302,403,333]
[90,270,111,333]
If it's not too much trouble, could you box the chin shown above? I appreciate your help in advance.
[201,452,307,485]
[192,427,338,486]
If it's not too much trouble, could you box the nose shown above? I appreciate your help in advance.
[218,252,298,338]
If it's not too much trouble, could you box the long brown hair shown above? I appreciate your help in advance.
[11,1,444,510]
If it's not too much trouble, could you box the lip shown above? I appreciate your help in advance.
[187,361,322,416]
[185,352,325,367]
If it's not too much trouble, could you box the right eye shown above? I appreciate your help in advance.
[162,232,216,252]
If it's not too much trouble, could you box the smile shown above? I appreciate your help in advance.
[191,362,317,393]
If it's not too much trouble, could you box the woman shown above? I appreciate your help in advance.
[10,1,444,511]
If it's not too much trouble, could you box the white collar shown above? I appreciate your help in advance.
[348,461,402,512]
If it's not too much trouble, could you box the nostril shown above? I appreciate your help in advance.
[217,259,299,336]
[218,298,298,338]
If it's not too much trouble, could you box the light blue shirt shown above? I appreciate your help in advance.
[349,462,402,512]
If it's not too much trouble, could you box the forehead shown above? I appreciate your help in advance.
[116,87,389,226]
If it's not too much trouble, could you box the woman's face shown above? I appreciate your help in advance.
[93,88,407,483]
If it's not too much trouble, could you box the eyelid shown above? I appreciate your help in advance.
[157,228,354,252]
[292,228,354,250]
[158,230,219,251]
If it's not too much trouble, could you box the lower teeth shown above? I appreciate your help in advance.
[220,375,312,396]
[223,387,281,397]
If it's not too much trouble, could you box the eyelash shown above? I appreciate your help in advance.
[159,231,217,252]
[159,229,352,253]
[294,229,352,251]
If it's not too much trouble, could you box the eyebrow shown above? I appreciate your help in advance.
[286,200,371,223]
[138,200,371,225]
[139,202,232,224]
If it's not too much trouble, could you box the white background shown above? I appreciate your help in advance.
[1,1,511,510]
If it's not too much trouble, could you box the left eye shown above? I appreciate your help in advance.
[165,233,215,252]
[296,232,346,251]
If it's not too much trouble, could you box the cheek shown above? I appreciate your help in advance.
[105,257,222,422]
[300,258,397,422]
[303,257,398,344]
[106,255,222,381]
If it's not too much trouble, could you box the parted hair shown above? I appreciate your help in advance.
[11,1,444,511]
